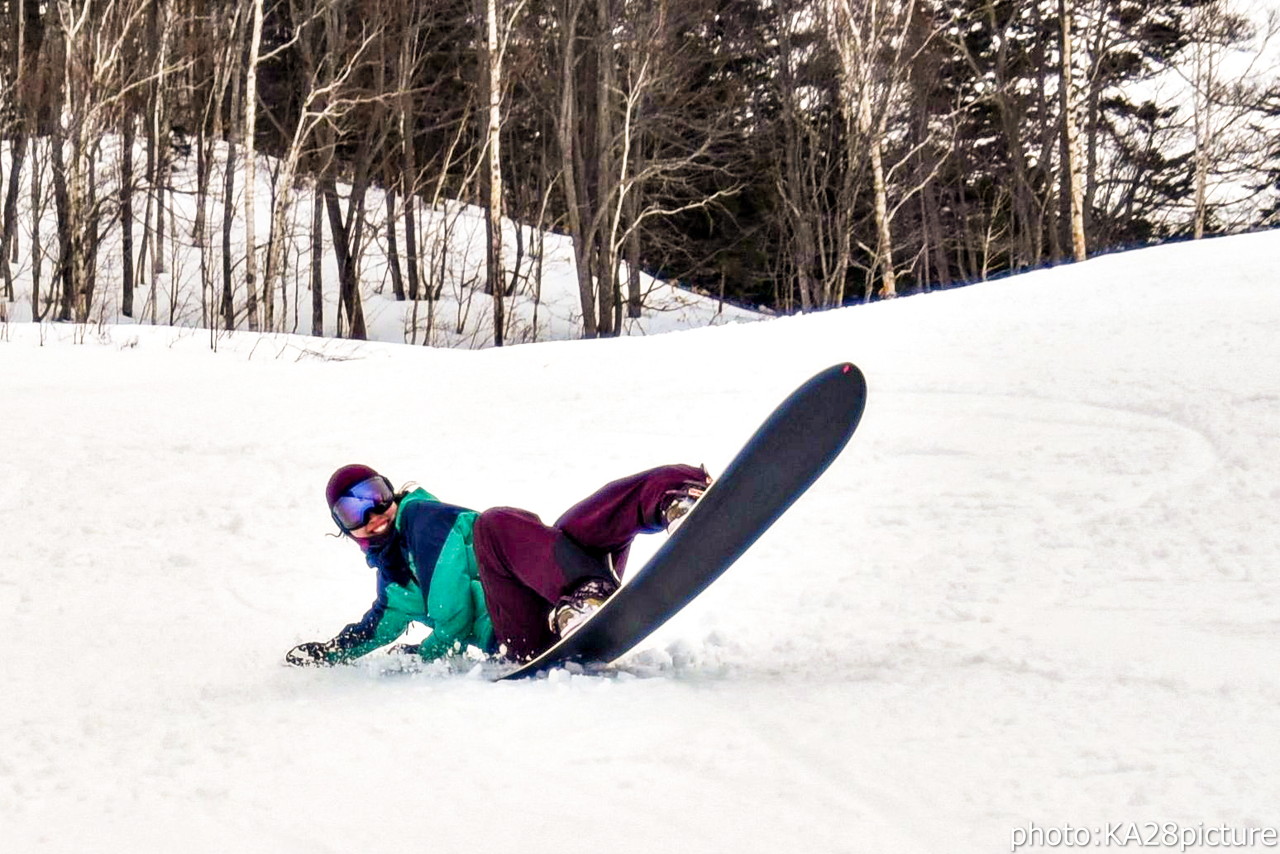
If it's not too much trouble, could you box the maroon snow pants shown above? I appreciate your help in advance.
[472,464,708,661]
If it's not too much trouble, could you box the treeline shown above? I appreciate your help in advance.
[0,0,1277,340]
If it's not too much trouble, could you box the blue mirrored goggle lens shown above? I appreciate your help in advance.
[344,476,395,503]
[331,477,395,530]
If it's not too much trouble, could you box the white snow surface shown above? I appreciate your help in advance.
[3,231,1280,852]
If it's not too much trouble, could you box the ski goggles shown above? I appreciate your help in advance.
[330,475,396,532]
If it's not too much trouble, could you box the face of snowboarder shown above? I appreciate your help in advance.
[330,475,397,534]
[347,501,398,539]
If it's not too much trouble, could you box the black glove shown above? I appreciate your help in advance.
[285,641,334,667]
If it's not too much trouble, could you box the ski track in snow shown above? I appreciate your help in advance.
[3,231,1280,852]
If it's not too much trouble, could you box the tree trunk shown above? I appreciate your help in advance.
[385,187,406,300]
[311,187,323,336]
[1,138,25,301]
[403,179,421,300]
[244,0,264,330]
[1191,9,1216,240]
[152,149,166,287]
[982,2,1040,269]
[593,0,617,336]
[194,124,212,328]
[866,102,897,299]
[221,34,245,332]
[29,138,42,320]
[149,0,171,286]
[10,0,42,307]
[775,8,816,311]
[121,116,136,317]
[0,145,8,301]
[2,0,25,299]
[191,0,215,329]
[557,0,597,337]
[1059,0,1087,262]
[83,146,99,321]
[222,136,238,330]
[50,131,74,322]
[923,179,951,288]
[483,0,505,346]
[625,182,642,319]
[397,19,421,302]
[322,178,367,340]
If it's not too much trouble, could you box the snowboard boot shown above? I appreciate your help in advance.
[550,577,617,638]
[660,476,711,534]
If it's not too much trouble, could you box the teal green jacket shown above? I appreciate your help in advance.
[322,489,495,663]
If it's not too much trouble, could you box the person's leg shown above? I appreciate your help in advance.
[473,507,614,660]
[554,464,709,577]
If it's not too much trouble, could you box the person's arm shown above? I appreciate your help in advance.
[286,593,413,666]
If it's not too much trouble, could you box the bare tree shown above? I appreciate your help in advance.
[827,0,940,298]
[48,0,169,322]
[769,0,833,311]
[1182,0,1279,237]
[480,0,515,346]
[1059,0,1087,261]
[0,1,43,301]
[547,0,749,333]
[221,27,244,332]
[947,0,1050,271]
[552,0,596,336]
[190,2,244,331]
[243,0,265,330]
[258,0,379,337]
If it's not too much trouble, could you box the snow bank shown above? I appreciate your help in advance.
[2,229,1279,852]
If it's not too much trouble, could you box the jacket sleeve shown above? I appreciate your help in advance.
[322,588,413,664]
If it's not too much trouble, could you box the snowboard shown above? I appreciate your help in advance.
[496,362,868,681]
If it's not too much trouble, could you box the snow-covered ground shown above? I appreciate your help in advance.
[2,230,1279,852]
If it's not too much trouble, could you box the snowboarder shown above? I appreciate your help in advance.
[285,463,710,666]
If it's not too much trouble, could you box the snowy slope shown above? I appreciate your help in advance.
[2,230,1279,853]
